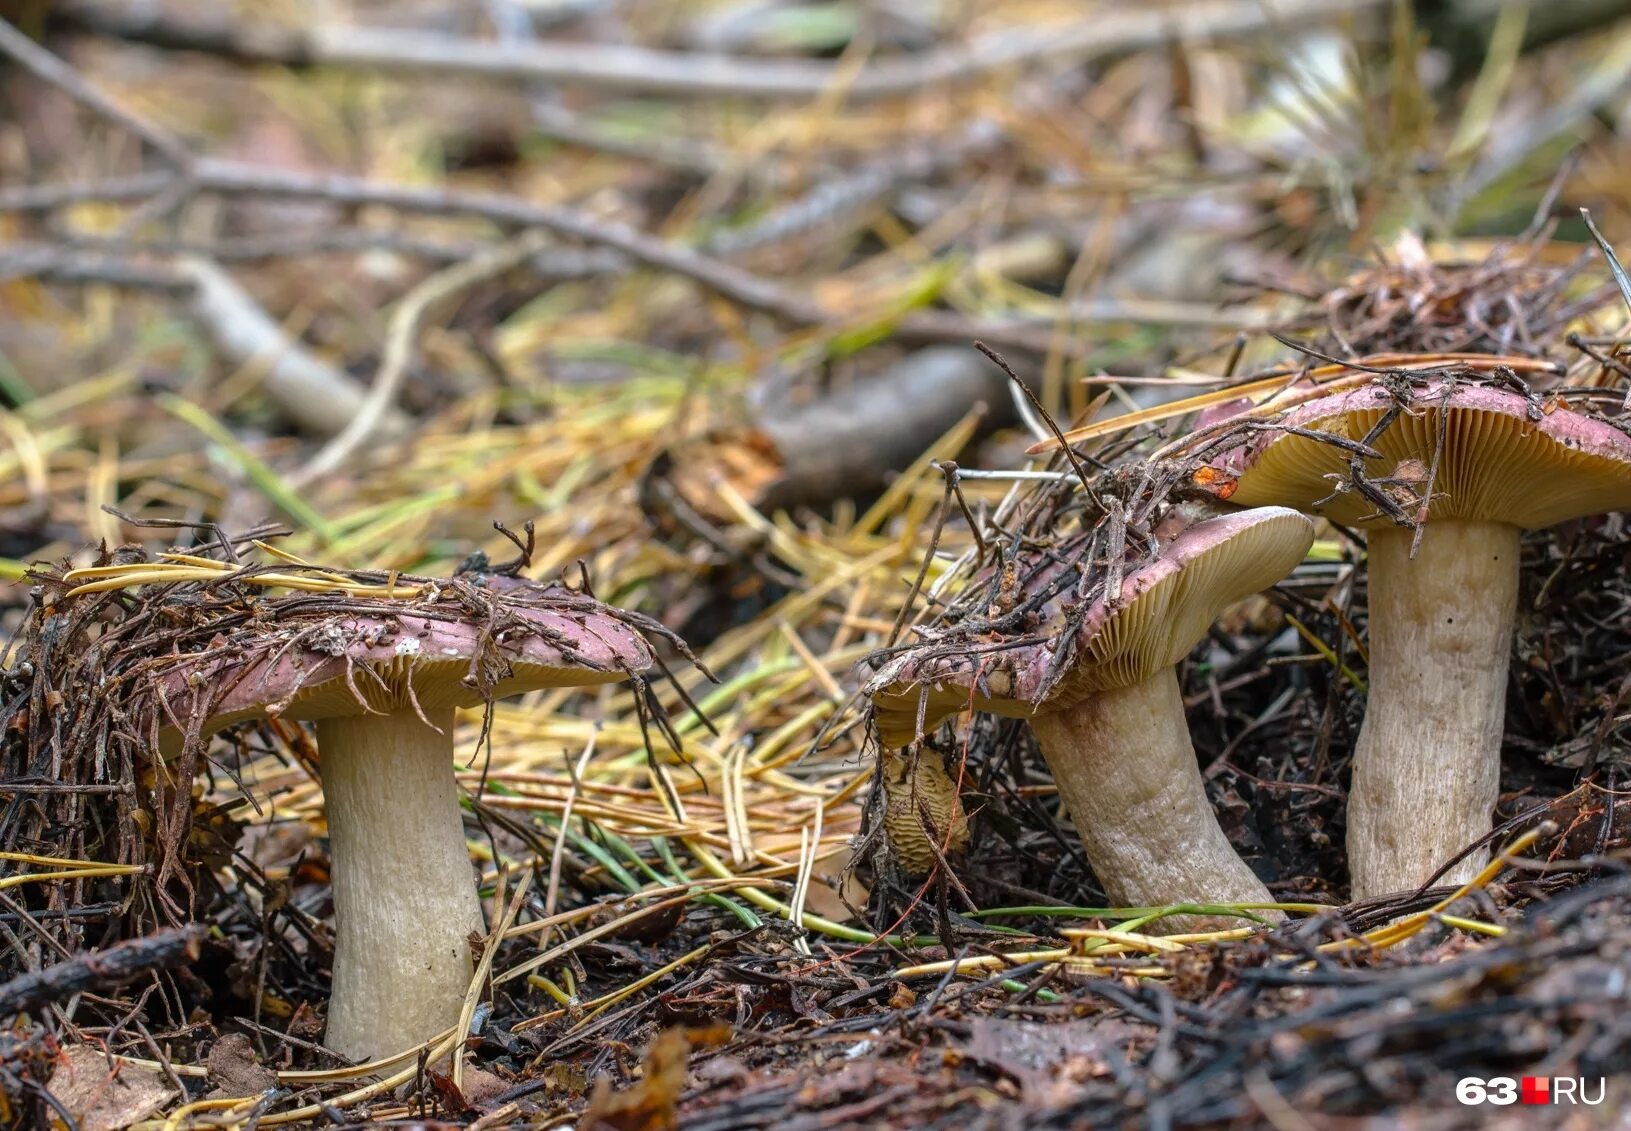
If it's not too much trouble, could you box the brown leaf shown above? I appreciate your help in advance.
[286,1001,324,1038]
[581,1022,733,1131]
[206,1032,276,1098]
[46,1045,177,1131]
[422,1061,514,1116]
[459,1065,512,1110]
[958,1016,1151,1105]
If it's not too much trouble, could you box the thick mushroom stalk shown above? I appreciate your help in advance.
[1347,521,1517,897]
[319,708,484,1063]
[1219,380,1631,899]
[1030,668,1273,926]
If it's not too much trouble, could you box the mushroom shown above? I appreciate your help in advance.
[867,507,1313,930]
[157,589,653,1064]
[1220,379,1631,897]
[879,748,970,874]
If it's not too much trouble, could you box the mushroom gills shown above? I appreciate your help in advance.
[880,750,970,873]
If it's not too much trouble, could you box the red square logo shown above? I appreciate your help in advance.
[1521,1077,1549,1105]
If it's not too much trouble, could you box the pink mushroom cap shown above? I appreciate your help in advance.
[154,600,653,744]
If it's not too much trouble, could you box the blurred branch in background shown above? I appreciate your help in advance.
[51,0,1388,100]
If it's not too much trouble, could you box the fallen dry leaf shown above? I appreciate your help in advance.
[46,1045,177,1131]
[581,1022,733,1131]
[957,1016,1152,1104]
[205,1032,276,1098]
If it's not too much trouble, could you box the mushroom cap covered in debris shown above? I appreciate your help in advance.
[868,507,1314,747]
[154,583,654,742]
[1222,380,1631,530]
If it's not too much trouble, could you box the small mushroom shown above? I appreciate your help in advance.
[868,507,1313,930]
[156,591,652,1063]
[1223,380,1631,897]
[879,749,969,874]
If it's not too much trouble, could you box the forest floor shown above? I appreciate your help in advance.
[2,2,1631,1128]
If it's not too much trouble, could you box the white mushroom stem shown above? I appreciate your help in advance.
[318,707,486,1064]
[1028,667,1277,934]
[1348,520,1519,900]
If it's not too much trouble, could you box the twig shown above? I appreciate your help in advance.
[663,347,1010,518]
[163,157,827,321]
[0,245,391,436]
[55,228,623,273]
[974,342,1096,498]
[179,258,401,438]
[0,243,184,290]
[0,31,1266,355]
[0,165,1253,354]
[0,926,204,1016]
[527,94,726,176]
[291,230,551,485]
[704,121,1003,258]
[0,28,801,318]
[0,171,170,213]
[0,17,190,164]
[1581,208,1631,320]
